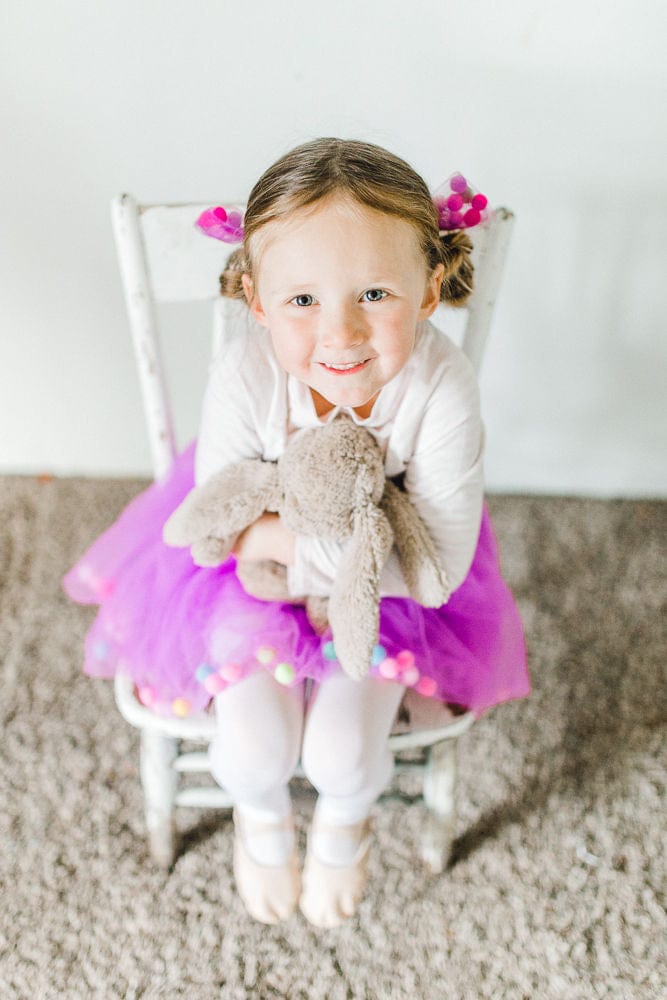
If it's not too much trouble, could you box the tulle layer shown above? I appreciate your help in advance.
[63,444,529,718]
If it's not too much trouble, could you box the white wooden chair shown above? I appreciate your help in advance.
[110,193,514,872]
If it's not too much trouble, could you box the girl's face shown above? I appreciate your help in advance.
[242,195,444,416]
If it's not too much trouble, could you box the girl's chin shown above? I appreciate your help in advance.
[308,383,379,416]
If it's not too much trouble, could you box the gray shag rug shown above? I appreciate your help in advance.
[0,474,665,1000]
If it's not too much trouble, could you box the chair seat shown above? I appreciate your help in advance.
[113,672,475,749]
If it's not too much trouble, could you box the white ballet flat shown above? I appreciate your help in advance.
[299,817,372,928]
[232,809,301,924]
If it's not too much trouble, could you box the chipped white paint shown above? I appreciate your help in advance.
[111,195,178,480]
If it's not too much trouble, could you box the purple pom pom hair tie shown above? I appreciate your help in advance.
[432,173,491,233]
[195,205,245,243]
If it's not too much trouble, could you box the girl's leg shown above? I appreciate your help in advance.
[301,672,405,859]
[209,670,305,923]
[299,672,405,926]
[209,670,305,863]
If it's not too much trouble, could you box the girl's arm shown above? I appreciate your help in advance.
[195,330,296,566]
[399,362,484,593]
[195,353,263,486]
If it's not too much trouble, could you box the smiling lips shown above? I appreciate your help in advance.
[319,359,371,375]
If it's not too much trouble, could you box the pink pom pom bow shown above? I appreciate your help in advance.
[195,205,245,243]
[432,173,492,233]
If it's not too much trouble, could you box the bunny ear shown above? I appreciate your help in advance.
[380,480,450,606]
[327,505,394,681]
[163,459,280,562]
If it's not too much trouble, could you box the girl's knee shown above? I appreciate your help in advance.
[301,728,374,798]
[301,675,403,798]
[209,675,303,796]
[209,732,298,798]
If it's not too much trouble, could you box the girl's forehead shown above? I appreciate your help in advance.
[250,193,424,272]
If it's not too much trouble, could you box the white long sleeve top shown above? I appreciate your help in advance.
[195,306,484,599]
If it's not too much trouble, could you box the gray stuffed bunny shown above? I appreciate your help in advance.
[163,416,450,681]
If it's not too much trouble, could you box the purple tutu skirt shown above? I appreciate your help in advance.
[63,444,529,719]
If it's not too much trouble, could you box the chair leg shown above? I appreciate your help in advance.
[140,728,179,868]
[421,738,458,874]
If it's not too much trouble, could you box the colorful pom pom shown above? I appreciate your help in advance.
[401,666,421,687]
[76,565,115,598]
[323,641,338,661]
[396,650,415,669]
[195,663,215,683]
[195,206,245,244]
[432,173,491,231]
[371,644,387,666]
[138,685,157,707]
[378,657,399,680]
[219,662,242,683]
[415,676,437,697]
[96,579,115,599]
[93,640,109,660]
[204,673,226,695]
[172,698,191,718]
[274,662,296,685]
[256,645,276,664]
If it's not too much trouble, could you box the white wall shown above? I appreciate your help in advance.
[2,0,666,496]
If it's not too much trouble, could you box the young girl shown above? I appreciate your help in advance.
[64,138,528,928]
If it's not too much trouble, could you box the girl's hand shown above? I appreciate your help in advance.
[231,513,295,566]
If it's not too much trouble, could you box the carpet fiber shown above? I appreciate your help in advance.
[0,474,665,999]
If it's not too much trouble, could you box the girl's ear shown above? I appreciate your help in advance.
[241,273,269,327]
[418,262,445,320]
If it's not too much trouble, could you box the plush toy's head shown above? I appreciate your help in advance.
[163,417,450,680]
[277,419,385,539]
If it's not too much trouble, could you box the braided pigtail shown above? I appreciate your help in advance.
[438,230,474,307]
[219,248,251,300]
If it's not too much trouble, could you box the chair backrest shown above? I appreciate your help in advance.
[111,194,514,480]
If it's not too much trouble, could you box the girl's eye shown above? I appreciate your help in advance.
[291,294,314,307]
[362,289,387,302]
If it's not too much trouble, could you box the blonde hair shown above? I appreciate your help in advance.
[219,138,474,306]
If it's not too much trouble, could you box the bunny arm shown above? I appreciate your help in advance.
[326,504,394,681]
[236,559,299,603]
[162,459,281,567]
[236,558,330,634]
[380,479,451,607]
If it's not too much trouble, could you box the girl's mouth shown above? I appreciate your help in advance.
[319,359,370,375]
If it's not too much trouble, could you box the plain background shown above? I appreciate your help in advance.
[2,0,666,496]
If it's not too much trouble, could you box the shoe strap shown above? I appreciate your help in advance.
[233,808,295,837]
[309,817,372,840]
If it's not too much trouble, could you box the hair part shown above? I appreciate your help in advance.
[219,138,474,307]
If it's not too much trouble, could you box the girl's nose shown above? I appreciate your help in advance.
[319,305,367,352]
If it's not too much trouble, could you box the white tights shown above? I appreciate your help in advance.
[209,670,406,864]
